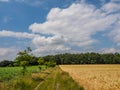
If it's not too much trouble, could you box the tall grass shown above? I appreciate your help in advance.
[0,66,83,90]
[0,66,45,90]
[38,66,83,90]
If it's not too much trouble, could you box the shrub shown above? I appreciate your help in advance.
[45,61,56,67]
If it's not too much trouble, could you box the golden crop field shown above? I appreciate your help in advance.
[59,65,120,90]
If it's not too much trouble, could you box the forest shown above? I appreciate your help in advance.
[43,52,120,64]
[0,52,120,67]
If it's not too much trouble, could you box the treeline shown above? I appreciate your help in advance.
[44,53,120,64]
[0,52,120,67]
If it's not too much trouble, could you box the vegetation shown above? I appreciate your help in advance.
[43,52,120,64]
[0,47,120,90]
[0,60,13,67]
[1,52,120,67]
[37,66,83,90]
[0,66,46,90]
[60,65,120,90]
[0,66,83,90]
[0,66,41,81]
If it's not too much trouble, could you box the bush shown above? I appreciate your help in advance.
[45,61,56,67]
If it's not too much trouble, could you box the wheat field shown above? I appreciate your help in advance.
[59,65,120,90]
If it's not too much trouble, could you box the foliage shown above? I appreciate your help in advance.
[43,52,120,64]
[44,61,56,67]
[14,47,33,75]
[14,47,32,66]
[0,60,13,67]
[38,66,83,90]
[38,57,44,65]
[1,52,120,67]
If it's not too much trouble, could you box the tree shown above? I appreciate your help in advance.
[14,47,32,75]
[0,60,13,67]
[14,47,32,65]
[38,57,44,65]
[44,61,56,68]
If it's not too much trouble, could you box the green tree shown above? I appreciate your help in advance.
[14,47,32,75]
[38,57,44,65]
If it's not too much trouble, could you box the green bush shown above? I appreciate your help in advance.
[45,61,56,67]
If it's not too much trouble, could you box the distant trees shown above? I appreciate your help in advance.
[0,60,13,67]
[0,51,120,67]
[42,53,120,65]
[14,52,120,65]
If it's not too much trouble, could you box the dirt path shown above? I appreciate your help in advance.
[34,66,82,90]
[34,68,57,90]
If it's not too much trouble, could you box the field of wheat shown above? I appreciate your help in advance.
[59,65,120,90]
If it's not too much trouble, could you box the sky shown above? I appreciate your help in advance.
[0,0,120,61]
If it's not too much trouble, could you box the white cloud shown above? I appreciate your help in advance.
[0,30,39,39]
[33,45,71,56]
[109,21,120,46]
[0,0,9,2]
[101,48,119,53]
[29,2,118,48]
[101,2,120,14]
[32,35,70,56]
[0,1,120,58]
[32,35,67,47]
[0,47,19,61]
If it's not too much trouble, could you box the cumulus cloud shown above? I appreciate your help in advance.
[32,35,70,56]
[33,45,71,56]
[102,2,120,14]
[0,47,19,61]
[32,35,67,47]
[29,2,118,48]
[0,1,120,57]
[0,30,39,39]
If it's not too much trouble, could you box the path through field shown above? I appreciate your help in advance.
[59,65,120,90]
[34,66,83,90]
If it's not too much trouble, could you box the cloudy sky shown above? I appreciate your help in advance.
[0,0,120,60]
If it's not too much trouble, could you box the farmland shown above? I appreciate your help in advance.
[60,65,120,90]
[0,66,43,81]
[0,66,45,90]
[1,64,120,90]
[0,66,82,90]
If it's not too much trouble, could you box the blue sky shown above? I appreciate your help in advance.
[0,0,120,60]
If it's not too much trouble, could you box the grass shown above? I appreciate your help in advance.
[38,66,83,90]
[0,65,46,90]
[59,64,120,90]
[0,66,43,81]
[0,65,83,90]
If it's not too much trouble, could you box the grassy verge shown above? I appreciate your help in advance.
[0,66,84,90]
[38,66,84,90]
